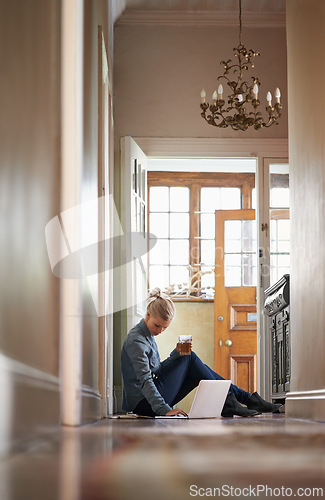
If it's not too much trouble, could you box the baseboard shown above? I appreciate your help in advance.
[286,389,325,421]
[0,353,105,456]
[0,352,61,456]
[81,385,103,423]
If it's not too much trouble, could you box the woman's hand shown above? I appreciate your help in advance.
[165,408,188,417]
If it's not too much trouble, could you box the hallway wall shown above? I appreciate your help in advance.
[0,0,61,453]
[0,0,115,452]
[286,0,325,419]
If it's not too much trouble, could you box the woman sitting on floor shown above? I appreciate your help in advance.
[121,288,281,417]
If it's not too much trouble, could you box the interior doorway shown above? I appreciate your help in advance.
[116,137,289,413]
[147,157,258,407]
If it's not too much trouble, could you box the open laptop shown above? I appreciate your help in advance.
[156,379,231,419]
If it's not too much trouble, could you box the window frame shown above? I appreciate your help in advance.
[147,171,255,301]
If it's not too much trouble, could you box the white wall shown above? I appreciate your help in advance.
[114,22,288,139]
[0,0,116,450]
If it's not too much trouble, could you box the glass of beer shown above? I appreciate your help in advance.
[177,335,192,355]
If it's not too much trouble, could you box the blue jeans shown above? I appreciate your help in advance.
[134,351,251,416]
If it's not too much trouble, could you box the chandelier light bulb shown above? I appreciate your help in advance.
[217,84,223,98]
[201,89,206,103]
[275,87,281,103]
[253,83,259,99]
[266,92,272,106]
[238,94,243,103]
[212,90,217,102]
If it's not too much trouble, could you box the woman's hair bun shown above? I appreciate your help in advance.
[147,287,161,300]
[146,287,175,321]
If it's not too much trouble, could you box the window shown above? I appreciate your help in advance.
[269,170,290,283]
[148,172,255,299]
[149,186,190,292]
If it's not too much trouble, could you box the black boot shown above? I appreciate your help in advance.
[246,392,282,413]
[221,393,260,418]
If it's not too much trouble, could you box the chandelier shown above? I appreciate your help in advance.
[200,0,282,131]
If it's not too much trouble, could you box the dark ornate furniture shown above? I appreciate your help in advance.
[264,274,290,401]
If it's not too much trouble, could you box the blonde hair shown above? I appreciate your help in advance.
[146,287,175,322]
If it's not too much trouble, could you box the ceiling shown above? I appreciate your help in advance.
[123,0,285,13]
[116,0,286,26]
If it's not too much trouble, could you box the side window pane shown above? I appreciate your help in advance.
[150,213,169,238]
[150,239,169,265]
[170,240,189,265]
[149,186,169,212]
[201,187,221,212]
[170,213,189,239]
[201,240,215,265]
[201,214,215,239]
[170,187,189,212]
[219,188,241,209]
[170,266,189,288]
[150,266,169,290]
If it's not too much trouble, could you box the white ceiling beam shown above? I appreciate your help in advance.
[116,10,286,27]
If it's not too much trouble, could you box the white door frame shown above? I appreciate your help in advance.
[60,0,84,426]
[260,157,289,400]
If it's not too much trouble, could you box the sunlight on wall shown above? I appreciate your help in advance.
[156,301,214,413]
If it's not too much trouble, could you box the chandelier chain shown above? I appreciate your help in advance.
[239,0,242,46]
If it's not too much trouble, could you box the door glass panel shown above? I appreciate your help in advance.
[225,253,241,286]
[277,219,290,252]
[243,220,256,252]
[224,220,241,253]
[224,219,257,287]
[243,254,257,286]
[269,164,290,285]
[270,187,290,208]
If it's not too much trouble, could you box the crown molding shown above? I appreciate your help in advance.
[116,10,286,28]
[133,137,288,158]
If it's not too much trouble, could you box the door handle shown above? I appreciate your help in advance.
[217,315,224,322]
[225,339,232,347]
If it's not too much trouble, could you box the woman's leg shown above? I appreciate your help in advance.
[155,351,214,407]
[155,351,251,407]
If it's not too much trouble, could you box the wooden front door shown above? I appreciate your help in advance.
[214,209,257,393]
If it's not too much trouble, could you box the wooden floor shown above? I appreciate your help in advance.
[1,414,325,500]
